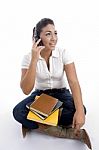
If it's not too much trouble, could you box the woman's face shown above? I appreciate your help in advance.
[40,24,58,50]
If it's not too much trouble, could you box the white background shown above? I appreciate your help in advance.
[0,0,99,149]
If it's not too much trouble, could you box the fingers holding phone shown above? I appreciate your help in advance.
[31,39,45,61]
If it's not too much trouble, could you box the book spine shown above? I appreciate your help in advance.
[30,108,48,117]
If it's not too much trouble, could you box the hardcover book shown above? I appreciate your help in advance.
[27,109,59,126]
[29,93,59,117]
[26,94,63,119]
[26,97,63,120]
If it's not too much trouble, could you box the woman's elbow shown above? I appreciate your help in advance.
[20,83,32,95]
[68,79,79,88]
[22,89,31,95]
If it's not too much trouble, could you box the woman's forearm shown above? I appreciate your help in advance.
[20,59,37,95]
[69,81,84,112]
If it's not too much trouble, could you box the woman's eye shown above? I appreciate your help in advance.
[45,31,57,37]
[45,32,51,36]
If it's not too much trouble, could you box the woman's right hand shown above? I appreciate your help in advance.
[31,39,45,61]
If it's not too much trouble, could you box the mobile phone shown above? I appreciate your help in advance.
[34,29,43,46]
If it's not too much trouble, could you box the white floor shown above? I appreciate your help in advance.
[0,108,98,150]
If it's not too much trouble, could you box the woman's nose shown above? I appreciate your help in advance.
[51,34,57,41]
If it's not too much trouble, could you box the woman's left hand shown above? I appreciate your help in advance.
[72,110,85,134]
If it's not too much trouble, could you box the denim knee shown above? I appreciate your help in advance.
[13,104,39,129]
[13,104,26,123]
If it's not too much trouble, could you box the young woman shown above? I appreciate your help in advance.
[13,18,92,149]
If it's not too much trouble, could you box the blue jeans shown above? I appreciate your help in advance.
[13,88,86,129]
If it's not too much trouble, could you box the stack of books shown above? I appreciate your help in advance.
[26,93,63,126]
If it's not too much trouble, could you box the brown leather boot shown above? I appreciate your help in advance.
[22,125,30,138]
[38,125,92,149]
